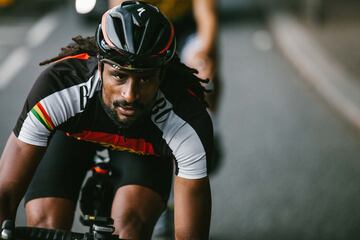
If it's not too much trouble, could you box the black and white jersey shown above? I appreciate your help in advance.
[14,54,213,179]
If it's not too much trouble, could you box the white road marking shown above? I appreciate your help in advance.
[27,12,58,48]
[0,12,58,89]
[270,13,360,131]
[0,47,30,89]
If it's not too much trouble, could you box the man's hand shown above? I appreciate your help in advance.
[174,176,211,239]
[185,48,216,82]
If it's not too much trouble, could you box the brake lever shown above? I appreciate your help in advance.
[1,220,14,240]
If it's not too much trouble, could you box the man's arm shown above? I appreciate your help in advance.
[0,133,45,223]
[174,176,211,240]
[108,0,125,8]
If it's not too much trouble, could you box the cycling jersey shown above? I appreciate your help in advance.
[13,54,213,179]
[25,130,174,204]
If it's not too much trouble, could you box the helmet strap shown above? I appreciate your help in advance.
[98,61,105,81]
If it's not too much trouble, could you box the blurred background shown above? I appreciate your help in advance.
[1,0,360,239]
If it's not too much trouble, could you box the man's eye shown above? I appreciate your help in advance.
[113,73,127,80]
[140,76,153,84]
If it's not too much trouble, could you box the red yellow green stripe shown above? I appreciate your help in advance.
[31,102,55,131]
[66,131,157,156]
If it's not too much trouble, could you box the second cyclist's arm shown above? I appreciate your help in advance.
[193,0,218,55]
[0,133,45,223]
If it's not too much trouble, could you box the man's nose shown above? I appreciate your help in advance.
[121,79,139,103]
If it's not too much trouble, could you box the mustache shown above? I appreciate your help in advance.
[113,100,144,109]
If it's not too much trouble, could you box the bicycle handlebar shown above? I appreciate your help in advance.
[1,220,121,240]
[10,226,84,240]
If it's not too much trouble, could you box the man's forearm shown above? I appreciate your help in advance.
[0,191,19,224]
[0,133,45,224]
[174,177,212,239]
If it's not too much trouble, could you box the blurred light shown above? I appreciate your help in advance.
[75,0,96,14]
[253,30,273,51]
[0,0,13,7]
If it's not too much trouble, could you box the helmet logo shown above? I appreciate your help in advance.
[112,64,121,70]
[137,7,146,17]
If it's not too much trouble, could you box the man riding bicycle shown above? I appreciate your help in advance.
[0,1,213,239]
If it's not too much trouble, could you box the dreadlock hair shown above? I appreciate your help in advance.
[164,55,210,107]
[39,35,97,66]
[39,35,210,107]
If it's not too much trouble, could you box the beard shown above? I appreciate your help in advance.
[99,94,148,129]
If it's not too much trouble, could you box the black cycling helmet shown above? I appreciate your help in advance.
[96,0,176,70]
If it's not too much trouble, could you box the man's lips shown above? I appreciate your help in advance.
[116,106,136,117]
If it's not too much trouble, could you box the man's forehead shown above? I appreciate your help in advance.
[101,59,159,74]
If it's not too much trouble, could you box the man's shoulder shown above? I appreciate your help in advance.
[152,90,212,137]
[45,54,97,78]
[36,54,98,90]
[26,54,99,109]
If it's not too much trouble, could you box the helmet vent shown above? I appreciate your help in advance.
[111,16,127,51]
[133,24,145,54]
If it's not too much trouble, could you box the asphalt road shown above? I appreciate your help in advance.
[1,3,360,240]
